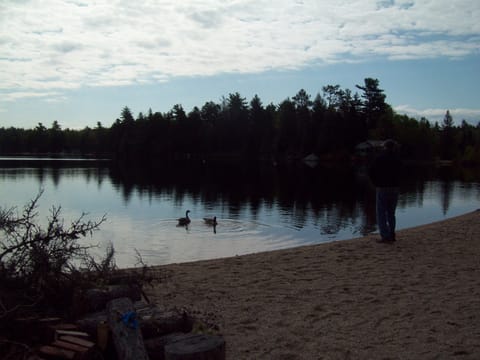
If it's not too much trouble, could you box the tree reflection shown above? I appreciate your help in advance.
[2,158,480,239]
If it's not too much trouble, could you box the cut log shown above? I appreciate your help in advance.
[96,321,109,351]
[164,333,225,360]
[138,306,192,339]
[144,333,187,360]
[58,336,95,348]
[52,324,79,331]
[55,330,90,339]
[52,340,89,353]
[39,318,63,325]
[45,324,79,343]
[106,297,149,360]
[38,345,75,360]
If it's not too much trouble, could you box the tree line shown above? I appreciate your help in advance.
[1,78,479,164]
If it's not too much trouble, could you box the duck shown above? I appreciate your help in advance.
[203,216,217,226]
[177,210,191,226]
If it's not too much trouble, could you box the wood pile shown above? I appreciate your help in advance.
[11,285,225,360]
[38,327,97,359]
[8,318,101,360]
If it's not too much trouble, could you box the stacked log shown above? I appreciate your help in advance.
[25,284,225,360]
[37,324,100,360]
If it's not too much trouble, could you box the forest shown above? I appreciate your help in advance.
[1,78,479,164]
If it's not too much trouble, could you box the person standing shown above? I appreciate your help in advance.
[368,139,403,243]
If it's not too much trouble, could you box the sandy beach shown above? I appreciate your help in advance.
[146,210,480,359]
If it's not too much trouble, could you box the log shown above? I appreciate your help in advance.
[164,334,225,360]
[106,297,149,360]
[38,345,75,360]
[53,324,79,331]
[47,323,80,342]
[96,321,109,351]
[39,317,63,325]
[55,330,90,339]
[52,340,90,353]
[137,306,192,339]
[76,314,116,359]
[58,336,95,349]
[144,333,187,360]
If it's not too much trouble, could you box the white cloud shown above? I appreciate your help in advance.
[0,0,479,101]
[394,105,480,125]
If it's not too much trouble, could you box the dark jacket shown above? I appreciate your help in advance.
[368,149,403,188]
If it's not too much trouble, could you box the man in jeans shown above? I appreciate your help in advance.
[368,139,403,243]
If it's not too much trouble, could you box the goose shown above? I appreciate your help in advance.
[177,210,191,226]
[203,216,217,226]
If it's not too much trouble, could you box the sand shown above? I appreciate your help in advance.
[146,210,480,359]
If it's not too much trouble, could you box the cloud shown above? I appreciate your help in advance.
[394,105,480,125]
[0,0,479,101]
[2,90,66,102]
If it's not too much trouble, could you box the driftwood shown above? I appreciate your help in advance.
[164,333,225,360]
[106,297,149,360]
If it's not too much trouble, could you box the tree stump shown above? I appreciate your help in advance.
[138,307,192,339]
[144,333,187,360]
[106,297,149,360]
[164,333,225,360]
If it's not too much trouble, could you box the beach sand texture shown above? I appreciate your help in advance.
[146,210,480,359]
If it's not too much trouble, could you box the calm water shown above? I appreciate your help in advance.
[1,158,479,268]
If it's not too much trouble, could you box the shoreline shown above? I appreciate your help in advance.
[146,210,480,359]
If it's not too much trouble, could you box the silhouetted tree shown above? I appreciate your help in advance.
[49,121,64,153]
[2,80,480,164]
[356,78,387,131]
[120,106,135,124]
[292,89,313,155]
[440,110,456,160]
[276,98,297,157]
[223,92,249,154]
[200,101,222,153]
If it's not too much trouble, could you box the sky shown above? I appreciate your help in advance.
[1,0,479,130]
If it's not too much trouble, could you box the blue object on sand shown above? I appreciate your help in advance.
[121,311,138,329]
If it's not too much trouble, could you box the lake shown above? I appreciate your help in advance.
[1,157,479,268]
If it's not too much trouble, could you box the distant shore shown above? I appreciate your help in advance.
[146,210,480,359]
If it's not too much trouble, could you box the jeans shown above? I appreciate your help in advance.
[376,187,399,240]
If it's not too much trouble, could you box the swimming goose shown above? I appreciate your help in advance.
[178,210,191,226]
[203,216,217,226]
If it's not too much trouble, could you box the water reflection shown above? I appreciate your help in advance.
[0,158,479,267]
[107,160,480,236]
